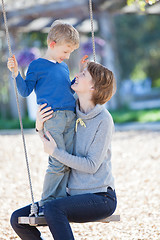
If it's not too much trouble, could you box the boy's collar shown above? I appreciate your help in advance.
[49,60,56,63]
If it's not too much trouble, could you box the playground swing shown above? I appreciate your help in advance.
[1,0,120,226]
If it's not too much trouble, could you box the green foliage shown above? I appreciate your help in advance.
[0,109,160,129]
[131,61,147,80]
[110,108,160,123]
[0,117,35,129]
[153,78,160,87]
[115,14,160,86]
[21,32,47,48]
[127,0,159,11]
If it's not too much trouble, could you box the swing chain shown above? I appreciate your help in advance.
[1,0,37,216]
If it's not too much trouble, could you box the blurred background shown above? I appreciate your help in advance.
[0,0,160,129]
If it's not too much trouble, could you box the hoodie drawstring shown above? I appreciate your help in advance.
[75,118,86,132]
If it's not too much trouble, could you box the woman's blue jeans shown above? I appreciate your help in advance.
[10,188,117,240]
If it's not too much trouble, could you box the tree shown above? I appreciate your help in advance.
[115,14,160,87]
[127,0,160,11]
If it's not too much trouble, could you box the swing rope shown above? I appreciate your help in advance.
[1,0,38,217]
[1,0,96,219]
[89,0,96,62]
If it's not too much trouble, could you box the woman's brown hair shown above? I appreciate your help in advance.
[87,62,116,105]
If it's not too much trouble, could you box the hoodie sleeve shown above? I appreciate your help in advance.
[52,117,114,174]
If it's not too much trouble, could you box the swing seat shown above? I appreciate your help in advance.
[18,215,120,226]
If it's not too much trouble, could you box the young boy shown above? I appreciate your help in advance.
[7,20,79,215]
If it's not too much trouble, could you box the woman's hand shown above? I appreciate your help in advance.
[7,55,19,77]
[41,131,57,156]
[36,103,53,131]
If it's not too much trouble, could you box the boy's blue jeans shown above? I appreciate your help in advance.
[40,110,76,206]
[10,188,117,240]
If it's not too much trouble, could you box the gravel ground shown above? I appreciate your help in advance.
[0,130,160,240]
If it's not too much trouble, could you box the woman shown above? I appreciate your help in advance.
[10,61,117,240]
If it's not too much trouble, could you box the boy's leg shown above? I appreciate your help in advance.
[10,204,42,240]
[63,111,76,154]
[44,189,117,240]
[40,111,70,205]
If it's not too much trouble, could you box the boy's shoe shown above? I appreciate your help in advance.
[40,236,46,240]
[38,205,44,216]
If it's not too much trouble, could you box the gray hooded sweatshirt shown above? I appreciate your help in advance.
[52,103,115,195]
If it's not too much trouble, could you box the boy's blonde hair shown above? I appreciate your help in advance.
[47,20,79,48]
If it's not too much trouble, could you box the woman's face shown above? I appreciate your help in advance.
[71,68,93,94]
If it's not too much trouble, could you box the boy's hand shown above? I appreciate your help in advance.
[79,55,89,72]
[7,55,19,77]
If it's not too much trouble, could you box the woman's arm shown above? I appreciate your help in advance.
[42,118,113,174]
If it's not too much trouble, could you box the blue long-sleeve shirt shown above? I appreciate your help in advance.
[16,58,76,111]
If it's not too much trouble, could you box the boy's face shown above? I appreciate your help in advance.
[49,41,76,63]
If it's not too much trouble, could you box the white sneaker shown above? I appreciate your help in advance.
[40,236,46,240]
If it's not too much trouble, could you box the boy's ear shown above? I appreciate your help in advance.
[50,41,56,48]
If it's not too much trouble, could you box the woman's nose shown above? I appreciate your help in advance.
[75,74,79,79]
